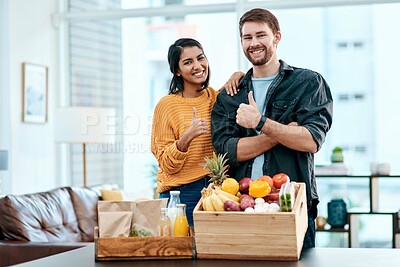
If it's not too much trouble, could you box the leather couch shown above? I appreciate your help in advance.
[0,186,101,266]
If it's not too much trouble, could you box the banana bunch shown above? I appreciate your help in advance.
[201,186,240,211]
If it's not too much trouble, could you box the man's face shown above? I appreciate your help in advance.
[241,21,279,66]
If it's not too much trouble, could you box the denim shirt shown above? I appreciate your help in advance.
[211,60,333,208]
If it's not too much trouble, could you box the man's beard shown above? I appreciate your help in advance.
[244,45,273,66]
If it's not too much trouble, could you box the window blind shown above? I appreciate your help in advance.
[68,0,123,187]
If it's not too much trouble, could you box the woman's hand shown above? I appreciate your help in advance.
[177,107,209,152]
[187,107,209,138]
[219,71,245,96]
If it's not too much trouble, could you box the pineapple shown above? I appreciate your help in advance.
[202,152,230,186]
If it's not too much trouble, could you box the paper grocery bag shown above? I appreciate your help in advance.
[98,201,134,238]
[131,198,168,236]
[97,199,168,238]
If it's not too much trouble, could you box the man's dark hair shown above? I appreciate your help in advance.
[239,8,280,37]
[167,38,210,94]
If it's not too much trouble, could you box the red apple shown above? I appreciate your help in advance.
[238,177,252,194]
[264,191,280,203]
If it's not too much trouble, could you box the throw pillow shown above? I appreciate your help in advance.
[100,189,123,201]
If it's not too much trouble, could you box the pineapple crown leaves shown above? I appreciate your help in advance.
[201,152,230,185]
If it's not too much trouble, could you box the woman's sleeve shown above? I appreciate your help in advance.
[151,102,188,175]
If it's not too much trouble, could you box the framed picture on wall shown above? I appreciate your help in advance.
[22,63,48,123]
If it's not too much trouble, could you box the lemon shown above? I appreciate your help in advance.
[221,178,239,195]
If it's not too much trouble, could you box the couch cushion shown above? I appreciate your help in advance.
[0,188,81,242]
[99,189,123,201]
[67,187,99,242]
[89,183,119,200]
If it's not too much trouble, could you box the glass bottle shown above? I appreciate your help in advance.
[174,204,189,237]
[158,207,171,236]
[167,191,181,237]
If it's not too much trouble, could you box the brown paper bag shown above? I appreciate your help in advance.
[98,199,168,238]
[98,201,134,238]
[131,198,168,236]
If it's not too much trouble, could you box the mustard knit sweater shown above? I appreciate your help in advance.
[151,87,218,193]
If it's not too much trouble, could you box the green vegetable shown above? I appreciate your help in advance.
[129,223,154,237]
[280,194,292,212]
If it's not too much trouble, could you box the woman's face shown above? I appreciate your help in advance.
[177,46,209,91]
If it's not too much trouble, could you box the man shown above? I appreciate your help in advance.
[211,8,333,248]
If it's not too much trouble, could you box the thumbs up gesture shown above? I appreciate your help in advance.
[236,91,262,129]
[177,107,209,152]
[188,107,209,138]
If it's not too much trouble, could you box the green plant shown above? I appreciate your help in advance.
[146,162,159,198]
[149,163,159,179]
[331,146,344,163]
[332,146,343,153]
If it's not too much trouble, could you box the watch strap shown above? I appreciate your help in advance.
[256,116,267,131]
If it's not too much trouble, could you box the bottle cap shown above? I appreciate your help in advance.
[170,191,180,195]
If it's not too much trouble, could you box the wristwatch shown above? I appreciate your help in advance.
[256,116,267,132]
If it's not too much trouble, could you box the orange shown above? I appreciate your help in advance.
[258,175,274,189]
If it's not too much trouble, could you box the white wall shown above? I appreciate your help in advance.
[0,0,11,194]
[3,0,58,194]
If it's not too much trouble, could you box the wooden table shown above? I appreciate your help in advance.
[13,244,400,267]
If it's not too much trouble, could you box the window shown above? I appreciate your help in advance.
[121,12,238,191]
[61,2,400,246]
[68,0,123,187]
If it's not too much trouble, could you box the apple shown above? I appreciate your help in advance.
[264,191,280,203]
[238,177,253,194]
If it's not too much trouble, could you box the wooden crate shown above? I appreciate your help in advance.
[193,182,308,261]
[95,235,195,261]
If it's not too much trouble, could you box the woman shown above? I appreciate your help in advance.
[151,38,241,226]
